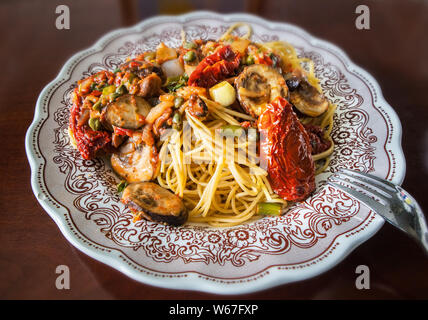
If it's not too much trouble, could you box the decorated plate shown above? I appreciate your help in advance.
[25,11,405,294]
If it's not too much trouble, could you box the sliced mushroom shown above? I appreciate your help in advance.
[122,182,188,226]
[289,78,329,117]
[138,73,162,97]
[111,138,158,183]
[102,94,151,130]
[235,64,288,117]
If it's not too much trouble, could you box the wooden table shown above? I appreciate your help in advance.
[1,0,427,299]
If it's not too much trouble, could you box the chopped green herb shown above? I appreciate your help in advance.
[117,180,128,193]
[163,74,189,92]
[113,68,121,73]
[95,82,108,91]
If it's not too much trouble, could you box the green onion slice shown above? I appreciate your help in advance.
[257,202,282,216]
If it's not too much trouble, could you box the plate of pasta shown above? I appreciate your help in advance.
[26,12,405,293]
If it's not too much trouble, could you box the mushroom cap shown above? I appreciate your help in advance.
[122,182,188,226]
[103,94,151,130]
[111,138,157,183]
[235,64,289,117]
[289,79,329,117]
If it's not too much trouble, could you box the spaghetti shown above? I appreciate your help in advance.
[157,102,285,227]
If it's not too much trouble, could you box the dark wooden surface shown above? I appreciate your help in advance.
[1,0,427,299]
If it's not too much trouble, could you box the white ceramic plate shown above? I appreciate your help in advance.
[25,11,405,294]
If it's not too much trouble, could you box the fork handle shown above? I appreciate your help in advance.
[400,187,428,255]
[419,231,428,254]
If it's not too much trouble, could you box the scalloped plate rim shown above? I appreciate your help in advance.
[25,11,406,294]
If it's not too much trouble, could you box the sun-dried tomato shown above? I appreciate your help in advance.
[69,88,111,160]
[188,45,240,88]
[258,97,315,202]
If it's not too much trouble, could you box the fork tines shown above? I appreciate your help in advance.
[327,168,395,211]
[327,169,428,254]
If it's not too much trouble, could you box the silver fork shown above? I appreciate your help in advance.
[327,168,428,253]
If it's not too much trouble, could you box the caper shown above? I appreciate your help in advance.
[172,112,182,131]
[115,84,128,95]
[184,41,197,49]
[172,112,181,123]
[183,51,196,63]
[174,97,184,108]
[245,55,255,65]
[92,100,103,112]
[88,117,102,131]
